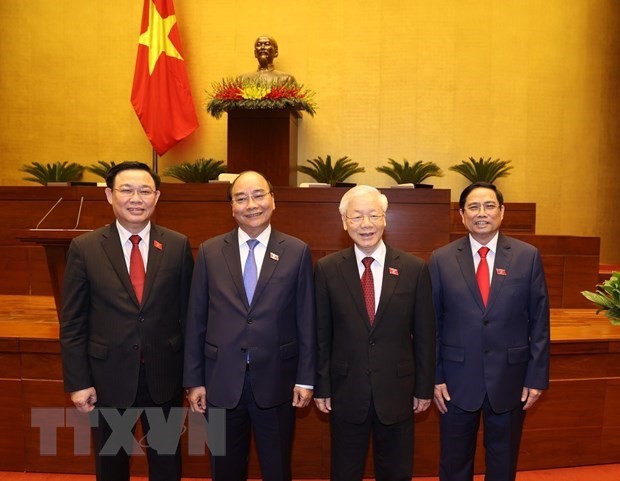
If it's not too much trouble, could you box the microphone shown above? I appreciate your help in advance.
[31,196,91,231]
[33,197,63,230]
[72,196,84,230]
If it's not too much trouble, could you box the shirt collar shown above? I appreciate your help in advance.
[238,224,272,247]
[354,240,386,267]
[116,220,151,245]
[468,232,499,256]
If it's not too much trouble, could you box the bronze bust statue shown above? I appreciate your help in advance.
[239,35,296,83]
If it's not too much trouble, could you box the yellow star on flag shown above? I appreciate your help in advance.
[138,0,183,75]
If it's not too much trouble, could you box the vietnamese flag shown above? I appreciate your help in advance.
[131,0,198,156]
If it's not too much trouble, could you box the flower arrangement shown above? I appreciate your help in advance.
[206,77,317,119]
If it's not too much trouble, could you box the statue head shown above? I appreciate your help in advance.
[254,35,279,69]
[239,35,296,83]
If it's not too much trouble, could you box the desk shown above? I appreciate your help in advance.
[1,296,618,477]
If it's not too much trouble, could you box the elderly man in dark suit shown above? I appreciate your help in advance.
[429,182,550,481]
[183,170,316,481]
[314,184,436,481]
[60,161,194,481]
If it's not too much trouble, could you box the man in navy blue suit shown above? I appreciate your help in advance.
[429,182,550,481]
[183,171,316,481]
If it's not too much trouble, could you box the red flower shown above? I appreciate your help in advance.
[265,84,302,100]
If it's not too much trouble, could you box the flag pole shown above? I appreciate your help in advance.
[152,148,158,174]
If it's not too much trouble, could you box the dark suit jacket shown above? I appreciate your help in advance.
[183,228,316,409]
[429,233,550,413]
[314,245,436,425]
[60,222,194,407]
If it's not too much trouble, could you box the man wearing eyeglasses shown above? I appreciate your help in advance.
[429,182,550,481]
[60,161,194,481]
[314,185,435,481]
[184,170,315,481]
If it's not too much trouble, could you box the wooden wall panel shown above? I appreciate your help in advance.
[1,309,620,477]
[22,380,94,473]
[1,187,600,310]
[0,380,25,471]
[0,351,20,378]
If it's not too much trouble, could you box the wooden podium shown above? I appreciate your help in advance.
[227,108,300,186]
[17,229,89,320]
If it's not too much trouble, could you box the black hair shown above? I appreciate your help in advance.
[105,161,161,189]
[458,182,504,210]
[227,171,274,201]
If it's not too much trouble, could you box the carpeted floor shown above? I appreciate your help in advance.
[1,463,620,480]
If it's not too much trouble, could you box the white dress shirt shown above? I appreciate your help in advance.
[116,220,150,273]
[468,232,499,284]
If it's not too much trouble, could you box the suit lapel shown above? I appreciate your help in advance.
[486,234,513,311]
[222,229,249,309]
[373,246,399,329]
[141,225,164,307]
[100,223,140,307]
[338,248,371,328]
[456,237,486,311]
[250,230,285,309]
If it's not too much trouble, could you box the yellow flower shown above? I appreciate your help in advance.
[241,84,271,99]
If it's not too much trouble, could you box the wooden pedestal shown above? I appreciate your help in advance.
[227,109,300,186]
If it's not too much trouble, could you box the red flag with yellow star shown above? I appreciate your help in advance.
[131,0,198,156]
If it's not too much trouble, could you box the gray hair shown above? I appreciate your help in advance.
[338,185,388,216]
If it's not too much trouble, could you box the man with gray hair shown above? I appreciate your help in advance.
[314,185,436,481]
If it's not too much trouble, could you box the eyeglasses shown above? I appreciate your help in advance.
[114,188,157,198]
[464,203,500,214]
[346,214,385,224]
[231,191,272,205]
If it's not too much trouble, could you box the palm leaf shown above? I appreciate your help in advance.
[20,161,84,185]
[85,161,117,180]
[297,155,365,185]
[448,157,513,183]
[376,158,444,184]
[164,158,227,183]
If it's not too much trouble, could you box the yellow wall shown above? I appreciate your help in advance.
[1,0,618,262]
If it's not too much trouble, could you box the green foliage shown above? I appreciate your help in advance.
[581,272,620,326]
[85,161,117,180]
[297,155,365,186]
[20,161,84,185]
[164,158,227,183]
[376,158,444,185]
[206,77,317,119]
[448,156,513,183]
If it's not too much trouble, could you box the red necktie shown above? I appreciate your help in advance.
[129,235,145,304]
[361,257,375,324]
[476,246,490,306]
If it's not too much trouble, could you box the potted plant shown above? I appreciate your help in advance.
[86,161,117,180]
[581,272,620,326]
[376,158,444,188]
[20,161,84,185]
[297,155,365,186]
[164,158,227,183]
[449,156,513,183]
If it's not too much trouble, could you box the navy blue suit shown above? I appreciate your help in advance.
[429,233,550,481]
[183,227,316,481]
